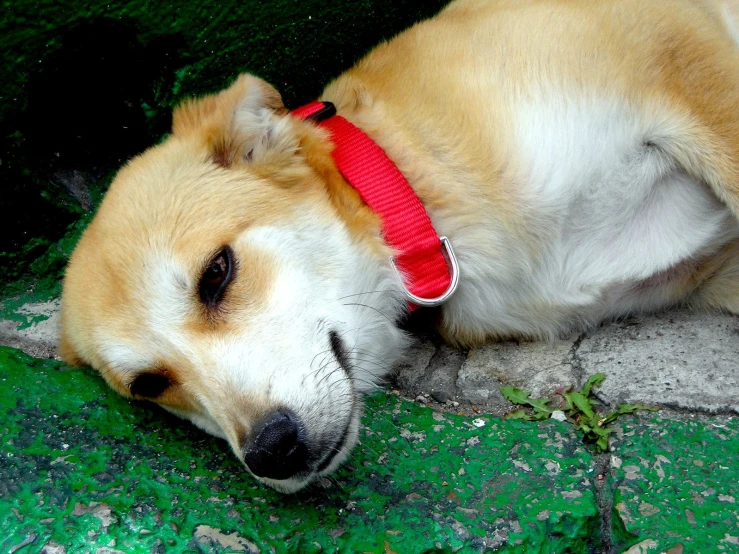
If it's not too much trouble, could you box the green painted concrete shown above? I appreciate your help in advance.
[4,341,738,552]
[610,417,739,553]
[2,346,602,552]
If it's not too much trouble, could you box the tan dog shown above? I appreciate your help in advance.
[60,0,739,492]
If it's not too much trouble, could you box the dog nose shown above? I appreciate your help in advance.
[244,411,309,480]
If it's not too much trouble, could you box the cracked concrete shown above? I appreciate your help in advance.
[395,310,739,417]
[1,300,737,416]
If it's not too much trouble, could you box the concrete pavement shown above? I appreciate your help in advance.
[1,299,737,552]
[396,310,739,416]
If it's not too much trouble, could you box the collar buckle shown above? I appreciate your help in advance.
[391,237,460,308]
[292,101,461,310]
[305,101,336,123]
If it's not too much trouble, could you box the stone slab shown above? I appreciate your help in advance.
[577,311,739,415]
[457,336,580,411]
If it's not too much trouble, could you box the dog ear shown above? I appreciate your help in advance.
[172,74,297,168]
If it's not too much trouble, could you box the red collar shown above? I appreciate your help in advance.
[292,101,458,311]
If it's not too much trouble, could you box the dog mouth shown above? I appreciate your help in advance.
[315,396,355,474]
[316,330,356,473]
[328,329,352,375]
[304,328,355,474]
[257,404,359,493]
[251,330,359,492]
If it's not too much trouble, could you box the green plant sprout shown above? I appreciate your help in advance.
[501,373,657,452]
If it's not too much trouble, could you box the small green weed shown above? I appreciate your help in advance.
[500,373,657,452]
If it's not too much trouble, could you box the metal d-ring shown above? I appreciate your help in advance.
[391,237,460,308]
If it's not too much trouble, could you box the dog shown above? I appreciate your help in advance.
[59,0,739,493]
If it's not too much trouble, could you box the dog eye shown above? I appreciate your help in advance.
[199,247,234,306]
[129,373,171,398]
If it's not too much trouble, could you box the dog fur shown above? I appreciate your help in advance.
[60,0,739,492]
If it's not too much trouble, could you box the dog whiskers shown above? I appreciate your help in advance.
[341,302,395,324]
[336,288,394,300]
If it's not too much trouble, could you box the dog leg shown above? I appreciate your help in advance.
[687,239,739,313]
[643,8,739,313]
[651,10,739,220]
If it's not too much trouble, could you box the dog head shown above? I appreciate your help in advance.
[60,74,408,492]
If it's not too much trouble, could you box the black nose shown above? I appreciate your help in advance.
[244,411,310,480]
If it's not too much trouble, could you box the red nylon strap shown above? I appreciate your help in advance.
[292,101,452,310]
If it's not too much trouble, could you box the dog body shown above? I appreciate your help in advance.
[61,0,739,491]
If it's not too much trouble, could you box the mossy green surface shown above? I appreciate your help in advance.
[610,416,739,553]
[0,217,89,329]
[1,346,602,553]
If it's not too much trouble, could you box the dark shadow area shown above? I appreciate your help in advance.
[0,0,451,290]
[0,18,187,281]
